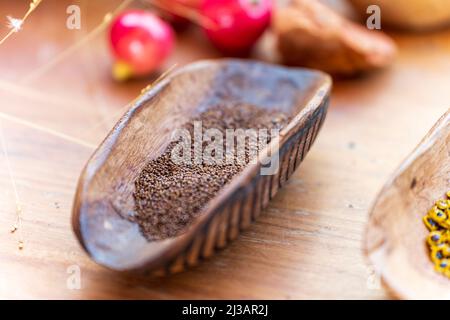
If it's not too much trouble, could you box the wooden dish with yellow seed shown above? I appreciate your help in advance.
[366,108,450,299]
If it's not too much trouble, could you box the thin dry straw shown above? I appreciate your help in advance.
[0,79,91,111]
[0,0,43,46]
[78,63,178,138]
[20,0,133,84]
[0,120,25,249]
[0,63,178,149]
[0,111,96,149]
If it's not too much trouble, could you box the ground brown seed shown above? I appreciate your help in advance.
[132,103,289,241]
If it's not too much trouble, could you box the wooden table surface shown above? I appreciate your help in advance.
[0,0,449,299]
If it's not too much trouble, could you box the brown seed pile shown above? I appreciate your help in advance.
[132,103,289,241]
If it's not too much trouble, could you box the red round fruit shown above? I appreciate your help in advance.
[200,0,272,54]
[109,10,175,80]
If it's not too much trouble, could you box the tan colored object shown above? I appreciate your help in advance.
[273,0,397,75]
[366,109,450,299]
[72,59,331,273]
[348,0,450,30]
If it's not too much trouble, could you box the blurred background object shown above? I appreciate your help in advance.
[273,0,397,76]
[348,0,450,30]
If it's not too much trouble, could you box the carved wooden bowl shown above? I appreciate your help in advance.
[72,59,332,274]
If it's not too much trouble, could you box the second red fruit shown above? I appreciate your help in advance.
[200,0,272,54]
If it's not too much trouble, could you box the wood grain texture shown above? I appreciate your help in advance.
[366,109,449,299]
[0,0,449,299]
[72,59,331,274]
